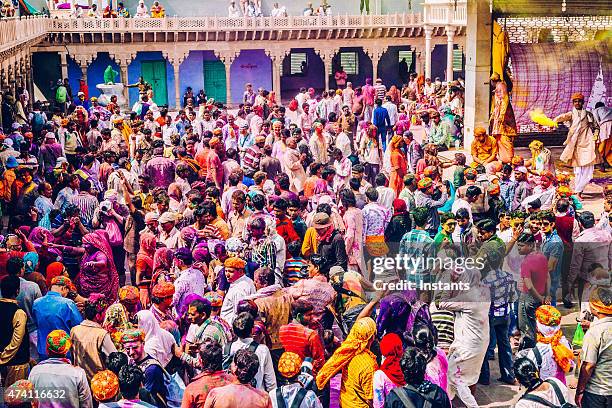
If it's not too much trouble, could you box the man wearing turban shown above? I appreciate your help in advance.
[554,93,599,197]
[219,257,255,325]
[576,287,612,408]
[29,330,93,407]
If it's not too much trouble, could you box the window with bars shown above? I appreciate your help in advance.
[398,50,413,67]
[289,52,307,75]
[452,48,463,71]
[339,52,358,75]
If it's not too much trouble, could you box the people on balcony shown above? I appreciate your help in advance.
[117,2,130,17]
[135,0,148,18]
[228,1,241,17]
[150,1,165,18]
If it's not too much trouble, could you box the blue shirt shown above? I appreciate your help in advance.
[372,106,391,128]
[542,230,564,284]
[32,291,83,358]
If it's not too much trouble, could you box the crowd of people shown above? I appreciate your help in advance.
[0,67,610,408]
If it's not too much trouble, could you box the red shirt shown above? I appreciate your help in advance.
[276,216,299,245]
[279,322,325,375]
[520,251,548,295]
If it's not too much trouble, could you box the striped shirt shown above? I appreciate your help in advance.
[283,257,308,286]
[69,192,99,228]
[374,84,387,100]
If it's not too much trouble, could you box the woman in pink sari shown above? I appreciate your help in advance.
[76,230,120,302]
[136,232,157,307]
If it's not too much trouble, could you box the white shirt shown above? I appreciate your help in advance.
[228,4,241,17]
[376,186,396,211]
[335,132,351,158]
[228,337,277,391]
[382,101,398,125]
[159,227,180,249]
[220,275,256,325]
[451,197,473,222]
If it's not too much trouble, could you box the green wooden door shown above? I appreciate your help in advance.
[141,60,168,106]
[203,61,227,104]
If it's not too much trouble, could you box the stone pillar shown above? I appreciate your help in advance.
[463,0,491,154]
[217,50,237,105]
[59,51,69,80]
[27,55,34,109]
[424,26,433,79]
[315,48,337,91]
[445,26,456,83]
[173,62,180,109]
[411,47,422,76]
[364,46,387,82]
[267,49,286,103]
[110,52,135,108]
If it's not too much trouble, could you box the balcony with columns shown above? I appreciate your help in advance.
[0,0,467,109]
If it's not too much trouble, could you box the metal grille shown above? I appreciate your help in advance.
[498,16,612,43]
[339,52,358,75]
[289,52,307,75]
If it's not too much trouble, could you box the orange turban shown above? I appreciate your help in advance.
[590,286,612,316]
[224,257,246,269]
[417,177,433,190]
[91,370,120,402]
[571,92,584,101]
[209,137,221,147]
[474,127,487,137]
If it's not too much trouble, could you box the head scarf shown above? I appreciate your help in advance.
[46,262,66,288]
[535,305,573,373]
[81,231,119,302]
[278,351,303,378]
[137,232,157,273]
[589,286,612,316]
[529,140,544,151]
[29,227,58,254]
[91,370,120,402]
[224,256,246,269]
[417,177,433,190]
[193,242,211,264]
[23,252,39,274]
[316,317,377,389]
[103,303,132,347]
[392,199,407,217]
[47,329,71,356]
[152,282,175,299]
[136,310,177,367]
[571,92,584,101]
[380,333,406,386]
[390,135,402,150]
[180,226,197,246]
[153,247,174,272]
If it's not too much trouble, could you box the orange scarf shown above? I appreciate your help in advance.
[537,330,574,373]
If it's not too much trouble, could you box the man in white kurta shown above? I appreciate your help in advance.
[439,269,490,408]
[554,93,599,196]
[283,137,306,194]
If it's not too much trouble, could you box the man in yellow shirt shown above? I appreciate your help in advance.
[471,127,499,172]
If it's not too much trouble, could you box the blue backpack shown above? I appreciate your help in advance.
[32,112,45,132]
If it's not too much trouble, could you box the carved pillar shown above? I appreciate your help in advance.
[445,26,456,82]
[110,52,135,108]
[424,26,433,79]
[267,49,287,103]
[26,54,34,109]
[168,50,188,110]
[364,46,388,82]
[72,52,95,87]
[412,46,422,76]
[7,64,15,97]
[216,50,238,105]
[59,51,69,80]
[314,47,338,91]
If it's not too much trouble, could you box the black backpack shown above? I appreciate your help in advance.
[520,379,578,408]
[275,386,308,408]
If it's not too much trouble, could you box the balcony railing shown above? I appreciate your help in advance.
[423,0,467,26]
[0,16,49,54]
[46,13,433,33]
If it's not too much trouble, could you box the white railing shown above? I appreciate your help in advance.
[46,13,429,32]
[0,16,49,54]
[423,0,467,26]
